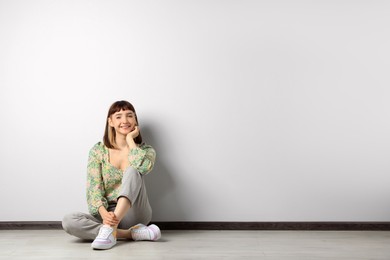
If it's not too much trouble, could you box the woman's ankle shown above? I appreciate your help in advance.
[116,228,132,239]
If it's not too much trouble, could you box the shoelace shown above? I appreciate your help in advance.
[97,227,112,239]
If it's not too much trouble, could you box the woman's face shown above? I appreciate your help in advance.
[108,109,137,136]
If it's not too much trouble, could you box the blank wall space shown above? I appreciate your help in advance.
[0,0,389,221]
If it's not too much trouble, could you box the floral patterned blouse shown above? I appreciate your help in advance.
[86,141,156,215]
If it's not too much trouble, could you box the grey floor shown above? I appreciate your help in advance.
[1,229,390,259]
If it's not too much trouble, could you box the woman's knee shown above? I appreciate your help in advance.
[124,166,139,176]
[62,212,81,234]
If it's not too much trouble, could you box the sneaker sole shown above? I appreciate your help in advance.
[91,241,117,250]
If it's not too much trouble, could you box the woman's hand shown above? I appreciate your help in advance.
[129,125,139,139]
[99,207,119,226]
[126,126,139,147]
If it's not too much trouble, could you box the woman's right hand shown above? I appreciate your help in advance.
[99,207,119,226]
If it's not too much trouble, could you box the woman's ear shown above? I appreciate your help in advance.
[108,117,114,127]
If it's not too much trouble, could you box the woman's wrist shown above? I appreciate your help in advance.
[98,206,108,216]
[126,135,137,150]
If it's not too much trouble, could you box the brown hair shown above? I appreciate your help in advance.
[103,100,143,149]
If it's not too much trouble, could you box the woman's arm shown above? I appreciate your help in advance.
[128,144,156,175]
[86,144,108,215]
[126,127,156,175]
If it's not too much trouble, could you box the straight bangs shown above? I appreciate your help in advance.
[108,101,135,116]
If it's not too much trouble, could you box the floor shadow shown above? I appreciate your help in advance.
[71,238,92,243]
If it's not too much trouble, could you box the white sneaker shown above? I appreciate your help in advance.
[129,223,147,230]
[91,226,117,250]
[130,224,161,241]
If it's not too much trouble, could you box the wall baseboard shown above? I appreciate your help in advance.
[1,221,390,230]
[152,222,390,230]
[0,221,62,230]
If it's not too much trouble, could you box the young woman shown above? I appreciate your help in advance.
[62,100,161,250]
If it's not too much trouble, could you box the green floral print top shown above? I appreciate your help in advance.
[86,141,156,215]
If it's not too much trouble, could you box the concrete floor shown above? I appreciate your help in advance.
[1,229,390,259]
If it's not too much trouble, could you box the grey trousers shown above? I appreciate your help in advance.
[62,167,152,240]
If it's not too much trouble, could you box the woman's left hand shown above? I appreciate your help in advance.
[126,126,139,142]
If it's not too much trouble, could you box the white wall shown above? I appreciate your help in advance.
[1,0,390,222]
